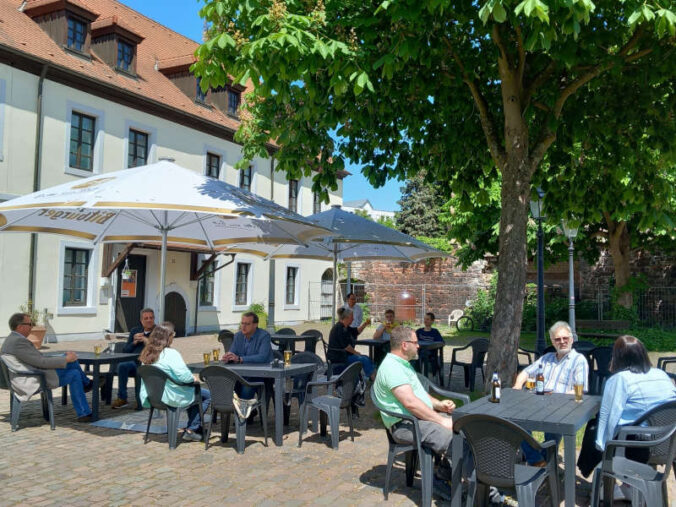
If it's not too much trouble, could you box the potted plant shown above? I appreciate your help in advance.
[19,301,47,349]
[247,302,268,330]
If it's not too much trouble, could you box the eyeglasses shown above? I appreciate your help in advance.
[403,340,420,347]
[19,321,34,327]
[552,336,572,343]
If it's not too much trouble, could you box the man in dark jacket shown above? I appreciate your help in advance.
[111,308,155,409]
[1,312,93,421]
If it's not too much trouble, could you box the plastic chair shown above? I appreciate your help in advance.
[283,351,323,425]
[0,355,55,431]
[591,424,676,507]
[447,309,464,327]
[298,361,362,449]
[217,329,235,352]
[370,375,470,506]
[454,414,560,507]
[589,346,613,395]
[199,365,267,453]
[273,327,297,353]
[516,346,534,373]
[447,338,489,391]
[320,335,347,378]
[301,329,322,354]
[657,356,676,382]
[137,365,204,450]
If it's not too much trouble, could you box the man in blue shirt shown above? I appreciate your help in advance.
[223,312,272,399]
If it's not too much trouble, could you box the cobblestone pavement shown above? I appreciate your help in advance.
[1,329,674,506]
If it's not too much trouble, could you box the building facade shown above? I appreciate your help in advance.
[342,199,395,222]
[0,0,342,339]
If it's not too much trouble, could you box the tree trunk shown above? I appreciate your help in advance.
[486,156,531,387]
[605,215,633,308]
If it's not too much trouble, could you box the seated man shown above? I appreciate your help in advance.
[513,321,589,465]
[372,309,397,364]
[373,326,456,500]
[111,307,156,409]
[1,312,93,422]
[327,307,376,381]
[416,312,444,376]
[222,311,272,399]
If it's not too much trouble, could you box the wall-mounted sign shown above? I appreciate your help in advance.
[121,269,137,298]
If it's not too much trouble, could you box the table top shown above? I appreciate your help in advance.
[188,361,317,378]
[453,388,601,435]
[270,334,310,341]
[418,341,444,350]
[47,351,139,363]
[355,339,389,346]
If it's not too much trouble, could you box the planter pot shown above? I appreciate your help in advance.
[27,326,47,349]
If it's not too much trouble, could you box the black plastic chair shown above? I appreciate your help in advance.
[283,351,323,425]
[320,335,347,378]
[137,365,204,450]
[657,356,676,382]
[454,414,560,507]
[217,329,235,352]
[589,346,613,395]
[516,346,534,373]
[199,365,267,453]
[273,327,297,353]
[448,338,489,391]
[370,375,470,506]
[591,424,676,507]
[298,361,362,449]
[0,355,55,431]
[301,329,322,354]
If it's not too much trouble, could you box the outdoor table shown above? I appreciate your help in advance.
[188,361,317,446]
[49,351,140,422]
[354,338,389,362]
[270,334,310,352]
[449,387,600,507]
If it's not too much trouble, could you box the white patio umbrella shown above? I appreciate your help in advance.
[0,160,332,321]
[221,205,447,325]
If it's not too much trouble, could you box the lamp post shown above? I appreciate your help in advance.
[530,188,546,357]
[561,219,579,341]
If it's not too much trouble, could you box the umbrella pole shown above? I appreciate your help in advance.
[332,245,337,326]
[158,211,168,322]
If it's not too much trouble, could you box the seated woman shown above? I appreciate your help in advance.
[577,335,676,478]
[138,324,211,442]
[327,307,376,381]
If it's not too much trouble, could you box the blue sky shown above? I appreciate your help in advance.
[119,0,402,212]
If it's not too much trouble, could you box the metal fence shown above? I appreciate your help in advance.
[577,287,675,329]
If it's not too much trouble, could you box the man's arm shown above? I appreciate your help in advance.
[373,324,385,340]
[122,327,138,353]
[392,384,453,430]
[10,339,67,370]
[513,358,540,389]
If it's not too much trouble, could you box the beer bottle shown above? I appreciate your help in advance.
[489,372,501,403]
[535,363,545,395]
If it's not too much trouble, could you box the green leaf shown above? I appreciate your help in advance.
[217,33,235,49]
[627,10,642,27]
[493,3,507,23]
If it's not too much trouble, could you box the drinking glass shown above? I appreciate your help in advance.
[94,344,102,356]
[525,376,536,392]
[574,383,584,402]
[212,348,220,362]
[202,353,211,366]
[283,349,292,367]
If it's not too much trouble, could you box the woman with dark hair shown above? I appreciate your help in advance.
[577,335,676,479]
[138,324,211,441]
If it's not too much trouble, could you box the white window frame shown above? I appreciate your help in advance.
[0,78,5,161]
[284,263,301,310]
[232,260,253,311]
[57,240,99,315]
[65,101,105,177]
[198,254,220,311]
[203,144,225,181]
[124,120,157,169]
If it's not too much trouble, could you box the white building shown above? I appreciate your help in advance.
[0,0,343,339]
[342,199,395,222]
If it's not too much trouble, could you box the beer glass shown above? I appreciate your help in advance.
[212,348,220,362]
[203,352,211,366]
[574,383,584,402]
[94,344,102,356]
[283,349,292,367]
[525,376,536,392]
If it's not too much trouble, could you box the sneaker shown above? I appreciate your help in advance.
[182,430,202,442]
[433,477,453,502]
[111,398,129,409]
[488,486,504,505]
[76,414,93,423]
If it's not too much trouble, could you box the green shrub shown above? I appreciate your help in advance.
[630,327,676,352]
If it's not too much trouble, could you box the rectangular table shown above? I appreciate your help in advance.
[450,388,600,507]
[188,362,317,446]
[61,351,140,422]
[270,334,311,352]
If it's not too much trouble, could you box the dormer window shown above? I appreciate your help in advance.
[196,78,207,104]
[67,17,87,51]
[227,88,240,117]
[117,40,133,72]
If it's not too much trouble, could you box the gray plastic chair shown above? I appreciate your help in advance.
[301,329,322,353]
[657,356,676,382]
[284,351,323,425]
[0,355,55,431]
[591,424,676,507]
[448,338,489,391]
[370,375,471,506]
[298,361,362,449]
[454,413,560,507]
[199,365,267,453]
[137,365,204,450]
[217,329,235,352]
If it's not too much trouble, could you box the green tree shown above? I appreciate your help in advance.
[193,0,676,382]
[395,173,446,237]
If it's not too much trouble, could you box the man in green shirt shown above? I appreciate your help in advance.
[373,325,456,499]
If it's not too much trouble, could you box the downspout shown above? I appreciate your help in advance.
[267,158,276,332]
[28,64,49,305]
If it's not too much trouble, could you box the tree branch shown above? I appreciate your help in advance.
[443,36,506,168]
[492,24,513,70]
[514,24,526,87]
[522,60,555,110]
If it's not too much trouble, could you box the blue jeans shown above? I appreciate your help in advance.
[56,361,91,417]
[347,354,375,378]
[186,388,210,431]
[521,432,561,464]
[236,377,266,400]
[116,360,137,400]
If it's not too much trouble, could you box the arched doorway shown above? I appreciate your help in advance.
[320,268,334,320]
[164,292,187,337]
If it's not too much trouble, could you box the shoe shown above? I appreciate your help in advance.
[182,430,202,442]
[111,398,129,409]
[246,408,259,424]
[488,486,504,505]
[531,459,547,467]
[433,477,452,502]
[436,458,453,482]
[77,414,93,423]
